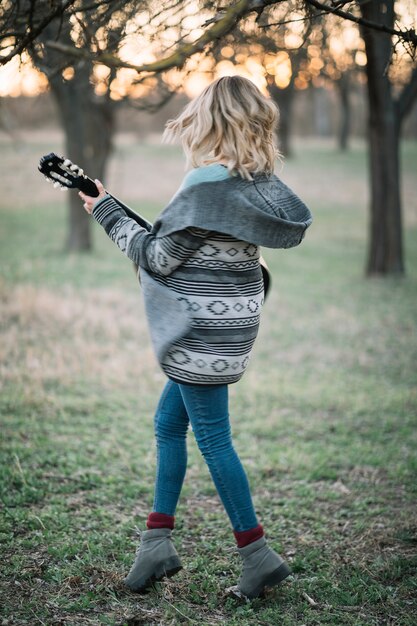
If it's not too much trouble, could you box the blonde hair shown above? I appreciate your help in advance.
[163,76,280,180]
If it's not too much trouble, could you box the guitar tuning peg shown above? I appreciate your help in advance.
[78,169,84,176]
[44,176,51,183]
[60,186,66,191]
[53,182,61,188]
[70,164,79,171]
[63,159,72,167]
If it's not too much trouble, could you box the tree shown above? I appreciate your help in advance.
[19,1,173,251]
[32,17,117,250]
[28,0,150,251]
[359,0,417,274]
[2,1,192,251]
[301,2,417,275]
[315,18,361,152]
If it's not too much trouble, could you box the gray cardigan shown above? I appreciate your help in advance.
[93,166,312,384]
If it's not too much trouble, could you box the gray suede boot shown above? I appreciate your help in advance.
[237,537,291,599]
[124,528,182,592]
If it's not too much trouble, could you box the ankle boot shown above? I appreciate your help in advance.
[237,537,291,599]
[124,528,182,592]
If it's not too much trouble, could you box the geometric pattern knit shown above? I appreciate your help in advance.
[92,165,264,384]
[156,230,263,384]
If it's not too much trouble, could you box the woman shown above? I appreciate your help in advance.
[79,75,312,599]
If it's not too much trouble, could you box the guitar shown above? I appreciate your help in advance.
[38,152,271,298]
[38,153,152,231]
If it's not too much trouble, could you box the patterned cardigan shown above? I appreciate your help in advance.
[92,165,312,385]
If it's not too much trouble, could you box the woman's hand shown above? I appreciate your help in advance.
[79,179,107,214]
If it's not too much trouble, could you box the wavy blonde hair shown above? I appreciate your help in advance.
[163,76,280,180]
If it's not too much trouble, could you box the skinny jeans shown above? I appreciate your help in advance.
[152,380,259,532]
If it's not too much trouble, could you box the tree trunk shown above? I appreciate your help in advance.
[336,73,351,152]
[49,66,116,251]
[267,80,295,158]
[33,14,117,252]
[0,98,20,144]
[366,97,402,275]
[313,86,332,137]
[360,0,404,275]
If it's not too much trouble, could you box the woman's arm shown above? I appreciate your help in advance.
[79,181,208,277]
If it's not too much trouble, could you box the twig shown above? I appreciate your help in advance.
[302,591,363,613]
[32,515,46,530]
[13,453,27,485]
[162,593,199,623]
[29,608,47,626]
[302,591,319,606]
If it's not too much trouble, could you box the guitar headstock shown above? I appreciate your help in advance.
[38,153,99,196]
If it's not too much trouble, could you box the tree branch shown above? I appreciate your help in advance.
[44,0,279,75]
[0,0,78,65]
[42,40,143,70]
[3,0,416,73]
[304,0,417,47]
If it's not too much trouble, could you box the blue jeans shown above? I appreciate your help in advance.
[152,380,259,532]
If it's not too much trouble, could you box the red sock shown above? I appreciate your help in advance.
[234,524,264,548]
[147,512,175,530]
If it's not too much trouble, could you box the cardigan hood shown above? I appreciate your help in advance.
[152,173,313,249]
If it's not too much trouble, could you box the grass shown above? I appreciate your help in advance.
[1,134,417,625]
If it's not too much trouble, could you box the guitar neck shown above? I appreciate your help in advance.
[107,194,153,232]
[78,174,153,232]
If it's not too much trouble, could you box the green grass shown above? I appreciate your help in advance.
[1,137,416,625]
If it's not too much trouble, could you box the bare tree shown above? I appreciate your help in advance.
[317,18,361,152]
[34,30,109,249]
[359,0,417,274]
[29,2,131,250]
[2,1,198,250]
[29,1,173,251]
